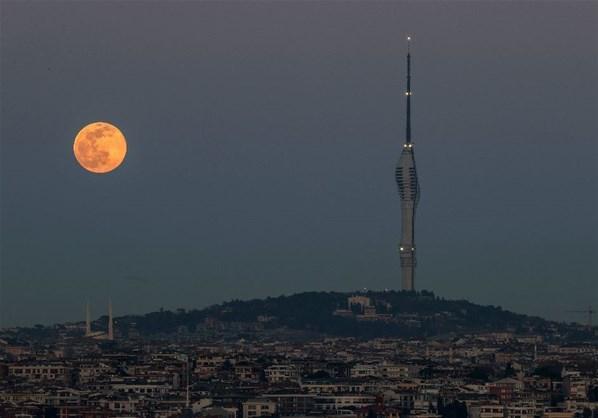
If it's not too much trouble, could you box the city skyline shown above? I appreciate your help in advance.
[1,2,597,327]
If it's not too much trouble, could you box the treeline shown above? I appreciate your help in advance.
[115,290,559,338]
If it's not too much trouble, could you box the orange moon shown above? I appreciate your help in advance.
[73,122,127,173]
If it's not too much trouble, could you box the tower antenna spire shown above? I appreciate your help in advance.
[186,357,190,408]
[85,300,91,336]
[108,299,114,341]
[406,35,412,143]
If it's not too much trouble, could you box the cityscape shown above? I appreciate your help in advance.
[0,290,597,417]
[1,2,597,418]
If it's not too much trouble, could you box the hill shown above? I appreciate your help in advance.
[112,290,578,339]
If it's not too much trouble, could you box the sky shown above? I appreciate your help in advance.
[1,1,597,327]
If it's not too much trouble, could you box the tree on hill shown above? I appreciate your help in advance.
[468,366,493,382]
[440,401,468,418]
[534,363,562,380]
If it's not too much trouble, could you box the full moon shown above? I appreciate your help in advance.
[73,122,127,173]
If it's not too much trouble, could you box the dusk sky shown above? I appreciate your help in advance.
[1,2,597,327]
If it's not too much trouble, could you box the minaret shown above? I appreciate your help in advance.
[85,301,91,336]
[395,36,420,291]
[108,299,114,341]
[186,356,190,408]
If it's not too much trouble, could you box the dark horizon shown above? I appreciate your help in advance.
[1,2,597,327]
[32,288,584,330]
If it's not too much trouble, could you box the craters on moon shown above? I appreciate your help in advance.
[73,122,127,174]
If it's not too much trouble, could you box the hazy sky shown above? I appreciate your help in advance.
[1,1,597,327]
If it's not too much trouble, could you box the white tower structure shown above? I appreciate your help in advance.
[108,299,114,341]
[85,301,91,336]
[395,36,420,291]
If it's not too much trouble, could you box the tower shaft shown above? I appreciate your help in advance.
[108,300,114,341]
[85,301,91,336]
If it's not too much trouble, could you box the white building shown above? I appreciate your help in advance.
[8,363,71,383]
[243,399,276,418]
[469,403,504,418]
[506,402,536,418]
[378,363,410,379]
[265,364,299,383]
[315,394,376,412]
[350,363,377,378]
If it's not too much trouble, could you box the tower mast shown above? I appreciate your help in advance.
[406,36,412,143]
[85,301,91,336]
[108,299,114,341]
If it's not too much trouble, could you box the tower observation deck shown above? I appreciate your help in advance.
[395,36,420,291]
